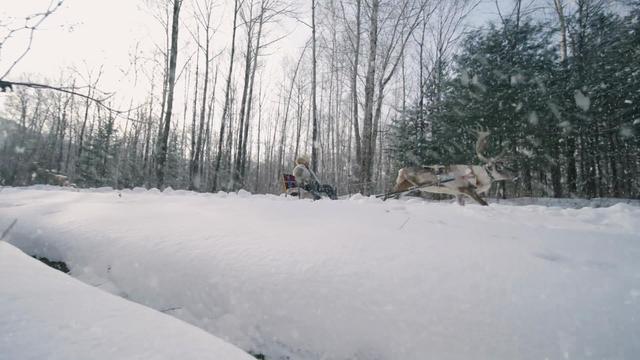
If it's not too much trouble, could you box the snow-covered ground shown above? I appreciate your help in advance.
[0,241,254,360]
[496,196,640,208]
[1,186,639,359]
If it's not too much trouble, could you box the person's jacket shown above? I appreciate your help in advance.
[293,164,313,187]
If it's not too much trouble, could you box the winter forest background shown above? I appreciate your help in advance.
[0,0,639,198]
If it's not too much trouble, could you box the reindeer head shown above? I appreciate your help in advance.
[473,128,515,182]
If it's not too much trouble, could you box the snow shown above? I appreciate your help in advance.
[574,90,591,111]
[496,196,640,208]
[1,186,640,359]
[0,241,255,360]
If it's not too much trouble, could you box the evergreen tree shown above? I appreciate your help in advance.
[78,117,117,187]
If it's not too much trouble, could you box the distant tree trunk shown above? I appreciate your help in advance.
[294,77,304,160]
[76,89,92,175]
[155,7,171,176]
[64,89,76,173]
[142,81,155,182]
[233,2,255,189]
[350,0,362,181]
[553,0,573,197]
[58,84,74,173]
[201,66,218,186]
[213,0,239,191]
[565,137,577,195]
[269,90,282,188]
[311,0,319,173]
[551,146,563,197]
[188,57,200,188]
[553,0,568,63]
[156,0,182,188]
[417,19,426,127]
[277,46,306,173]
[361,0,379,194]
[192,17,212,189]
[255,80,263,192]
[225,89,236,184]
[240,4,265,180]
[608,133,619,196]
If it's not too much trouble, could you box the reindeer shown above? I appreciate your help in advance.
[392,129,514,205]
[28,162,74,187]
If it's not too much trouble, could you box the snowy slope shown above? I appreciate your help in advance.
[0,241,254,360]
[1,186,639,359]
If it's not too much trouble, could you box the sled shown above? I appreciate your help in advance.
[281,174,337,200]
[282,174,301,197]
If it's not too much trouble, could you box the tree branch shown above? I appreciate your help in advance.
[0,80,148,124]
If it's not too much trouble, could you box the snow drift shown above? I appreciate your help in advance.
[1,186,639,359]
[0,241,254,360]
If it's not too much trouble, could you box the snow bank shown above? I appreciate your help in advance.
[0,241,254,360]
[497,196,640,208]
[1,187,639,359]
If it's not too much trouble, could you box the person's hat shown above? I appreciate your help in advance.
[296,156,309,165]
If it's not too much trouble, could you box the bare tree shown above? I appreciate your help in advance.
[340,0,363,179]
[0,0,65,80]
[155,0,183,187]
[310,0,319,173]
[189,0,217,190]
[213,0,241,191]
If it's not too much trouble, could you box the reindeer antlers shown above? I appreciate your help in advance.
[469,126,491,163]
[467,126,510,164]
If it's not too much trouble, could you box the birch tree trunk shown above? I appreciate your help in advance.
[213,0,240,191]
[360,0,379,194]
[156,0,182,188]
[311,0,319,173]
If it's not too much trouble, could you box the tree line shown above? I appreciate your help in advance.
[1,0,638,199]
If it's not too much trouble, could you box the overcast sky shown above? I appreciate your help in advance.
[2,1,515,75]
[0,0,523,117]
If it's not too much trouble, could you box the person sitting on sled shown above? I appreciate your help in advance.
[292,157,337,200]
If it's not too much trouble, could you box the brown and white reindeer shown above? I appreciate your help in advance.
[392,129,514,205]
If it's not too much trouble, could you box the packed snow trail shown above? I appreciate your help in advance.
[1,186,639,359]
[0,241,255,360]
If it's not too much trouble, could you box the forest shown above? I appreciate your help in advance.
[0,0,638,198]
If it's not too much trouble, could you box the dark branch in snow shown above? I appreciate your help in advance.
[1,219,18,241]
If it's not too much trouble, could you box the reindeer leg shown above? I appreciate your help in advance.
[406,178,420,188]
[456,195,465,206]
[467,190,488,206]
[458,187,488,206]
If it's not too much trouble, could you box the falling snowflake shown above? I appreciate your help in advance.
[514,102,523,112]
[574,90,590,111]
[510,73,525,86]
[620,125,635,138]
[460,70,470,87]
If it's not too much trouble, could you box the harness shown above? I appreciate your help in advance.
[436,174,456,184]
[483,164,496,182]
